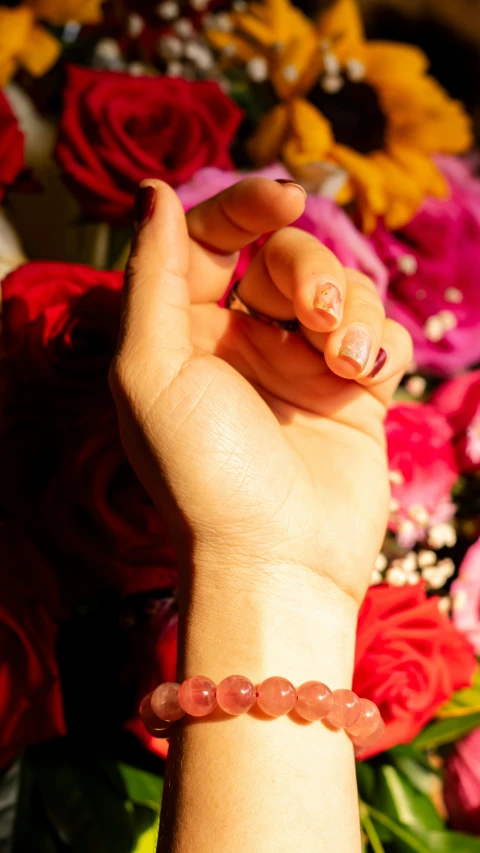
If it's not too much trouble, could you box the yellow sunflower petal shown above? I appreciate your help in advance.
[369,150,424,229]
[331,143,387,232]
[247,103,289,166]
[388,145,448,199]
[270,27,320,99]
[0,57,17,87]
[282,99,334,170]
[0,6,59,84]
[17,24,60,77]
[317,0,365,62]
[366,42,429,87]
[28,0,103,24]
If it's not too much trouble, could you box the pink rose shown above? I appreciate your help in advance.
[385,403,459,547]
[371,156,480,375]
[451,538,480,655]
[432,370,480,473]
[176,166,388,299]
[444,727,480,835]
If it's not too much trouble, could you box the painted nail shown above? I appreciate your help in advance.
[313,282,341,326]
[369,348,387,378]
[275,178,307,197]
[339,325,372,374]
[134,185,156,227]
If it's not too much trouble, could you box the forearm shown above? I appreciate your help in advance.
[157,561,361,853]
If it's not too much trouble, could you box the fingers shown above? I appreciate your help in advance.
[322,270,385,379]
[186,179,307,304]
[237,227,347,332]
[111,180,192,396]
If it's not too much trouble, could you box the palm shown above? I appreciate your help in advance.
[151,302,389,603]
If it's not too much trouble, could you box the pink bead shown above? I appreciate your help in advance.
[296,681,333,721]
[256,676,296,717]
[345,699,380,739]
[151,682,185,722]
[178,676,217,717]
[352,718,385,755]
[216,675,256,715]
[139,693,173,735]
[326,689,361,728]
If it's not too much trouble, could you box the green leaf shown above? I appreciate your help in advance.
[133,818,160,853]
[412,713,480,750]
[26,740,136,853]
[388,748,440,797]
[356,761,376,802]
[415,830,480,852]
[375,765,443,833]
[438,668,480,718]
[365,804,434,853]
[118,764,163,812]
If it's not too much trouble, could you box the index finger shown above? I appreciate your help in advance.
[186,178,307,303]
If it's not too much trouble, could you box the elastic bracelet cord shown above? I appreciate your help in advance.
[140,675,384,755]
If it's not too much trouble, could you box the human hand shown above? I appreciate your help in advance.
[110,178,412,609]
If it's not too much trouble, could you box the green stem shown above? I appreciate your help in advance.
[361,810,385,853]
[365,804,431,853]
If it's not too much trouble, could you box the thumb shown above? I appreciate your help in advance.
[114,180,192,394]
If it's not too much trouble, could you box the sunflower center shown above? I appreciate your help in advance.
[308,75,387,155]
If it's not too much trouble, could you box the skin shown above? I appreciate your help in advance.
[110,178,412,853]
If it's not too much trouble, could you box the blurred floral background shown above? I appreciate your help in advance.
[1,0,480,850]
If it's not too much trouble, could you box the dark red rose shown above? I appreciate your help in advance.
[0,261,175,602]
[39,408,177,600]
[0,522,65,768]
[2,262,122,421]
[0,92,24,202]
[353,583,477,758]
[55,65,242,225]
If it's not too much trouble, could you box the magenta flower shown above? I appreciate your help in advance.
[444,727,480,835]
[432,370,480,473]
[370,156,480,375]
[451,537,480,655]
[176,165,388,299]
[385,403,459,547]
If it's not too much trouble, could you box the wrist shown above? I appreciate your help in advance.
[176,556,358,689]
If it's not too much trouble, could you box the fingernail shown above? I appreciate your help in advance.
[313,282,341,327]
[134,185,156,228]
[275,178,307,198]
[369,348,387,378]
[339,325,372,374]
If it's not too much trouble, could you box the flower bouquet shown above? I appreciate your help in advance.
[1,0,480,850]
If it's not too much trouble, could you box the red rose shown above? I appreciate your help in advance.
[0,522,65,768]
[2,262,122,422]
[0,92,24,202]
[39,408,176,600]
[55,65,242,225]
[1,261,175,602]
[353,583,477,758]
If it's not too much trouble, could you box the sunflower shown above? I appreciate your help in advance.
[0,6,60,87]
[207,0,472,231]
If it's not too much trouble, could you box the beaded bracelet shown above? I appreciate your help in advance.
[140,675,384,754]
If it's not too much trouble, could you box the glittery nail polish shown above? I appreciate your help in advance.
[339,325,372,374]
[313,282,341,326]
